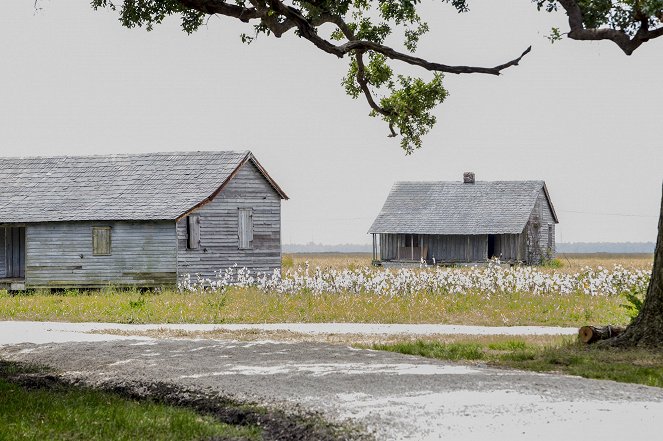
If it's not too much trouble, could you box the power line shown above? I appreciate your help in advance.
[559,209,658,218]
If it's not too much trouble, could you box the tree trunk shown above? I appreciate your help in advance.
[608,183,663,348]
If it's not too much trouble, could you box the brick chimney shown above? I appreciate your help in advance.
[463,172,475,184]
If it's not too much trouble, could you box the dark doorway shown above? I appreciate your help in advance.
[5,227,25,279]
[488,235,497,259]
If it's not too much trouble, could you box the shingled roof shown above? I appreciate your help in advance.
[0,150,287,223]
[368,180,557,235]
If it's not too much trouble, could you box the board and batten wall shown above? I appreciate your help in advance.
[25,221,177,288]
[176,160,282,280]
[380,234,490,263]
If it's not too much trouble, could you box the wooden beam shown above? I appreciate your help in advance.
[410,234,414,261]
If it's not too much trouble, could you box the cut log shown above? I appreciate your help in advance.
[579,325,627,344]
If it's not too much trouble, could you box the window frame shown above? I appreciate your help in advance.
[92,226,112,256]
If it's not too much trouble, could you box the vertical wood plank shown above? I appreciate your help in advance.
[19,227,25,278]
[0,227,5,278]
[187,215,200,249]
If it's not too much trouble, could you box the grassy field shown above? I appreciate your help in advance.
[0,361,260,441]
[0,287,632,326]
[0,253,652,326]
[371,336,663,388]
[285,252,654,273]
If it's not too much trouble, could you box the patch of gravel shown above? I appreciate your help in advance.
[93,327,571,347]
[3,339,663,440]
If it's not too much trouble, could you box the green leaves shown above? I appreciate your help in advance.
[546,26,563,43]
[377,73,448,154]
[91,0,204,33]
[534,0,663,37]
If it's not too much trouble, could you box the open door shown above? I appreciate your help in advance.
[5,227,25,279]
[488,234,497,260]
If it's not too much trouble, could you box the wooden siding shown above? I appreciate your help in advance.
[176,161,281,280]
[493,234,525,261]
[25,221,177,288]
[379,232,528,264]
[4,227,25,278]
[426,235,487,263]
[538,189,556,256]
[381,234,491,263]
[0,229,5,278]
[524,188,556,263]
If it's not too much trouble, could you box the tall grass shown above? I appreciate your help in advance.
[0,254,648,326]
[0,286,629,326]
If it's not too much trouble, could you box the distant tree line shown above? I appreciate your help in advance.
[284,242,656,254]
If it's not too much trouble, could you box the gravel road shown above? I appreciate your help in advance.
[2,335,663,441]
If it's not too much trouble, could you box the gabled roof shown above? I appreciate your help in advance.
[0,150,287,223]
[368,180,558,235]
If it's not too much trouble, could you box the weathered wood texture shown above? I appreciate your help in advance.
[380,233,522,263]
[0,229,5,278]
[524,188,556,264]
[3,227,25,278]
[176,161,281,280]
[25,221,177,288]
[492,233,525,261]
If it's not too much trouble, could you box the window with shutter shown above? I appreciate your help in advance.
[92,227,111,256]
[187,214,200,250]
[238,208,253,250]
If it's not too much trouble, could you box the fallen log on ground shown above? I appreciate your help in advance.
[578,325,626,344]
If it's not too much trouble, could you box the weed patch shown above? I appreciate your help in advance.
[371,337,663,388]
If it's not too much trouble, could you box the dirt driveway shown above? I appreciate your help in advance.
[2,331,663,441]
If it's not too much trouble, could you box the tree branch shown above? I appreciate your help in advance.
[178,0,260,22]
[260,0,532,75]
[557,0,663,55]
[342,41,532,75]
[354,51,396,134]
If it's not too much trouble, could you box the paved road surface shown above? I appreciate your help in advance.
[1,323,662,441]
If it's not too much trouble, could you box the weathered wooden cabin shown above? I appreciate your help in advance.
[368,173,558,265]
[0,150,287,290]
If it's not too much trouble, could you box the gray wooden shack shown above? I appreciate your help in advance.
[368,173,558,265]
[0,150,287,290]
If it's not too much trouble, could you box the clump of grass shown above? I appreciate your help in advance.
[373,340,485,360]
[282,254,295,270]
[371,337,663,388]
[541,258,564,268]
[0,362,260,441]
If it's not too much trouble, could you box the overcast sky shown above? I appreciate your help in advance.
[1,1,661,244]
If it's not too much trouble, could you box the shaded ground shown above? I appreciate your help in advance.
[2,336,663,440]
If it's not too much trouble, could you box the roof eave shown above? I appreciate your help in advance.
[175,151,288,221]
[542,183,559,223]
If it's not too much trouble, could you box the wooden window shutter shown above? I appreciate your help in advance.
[238,208,253,250]
[92,227,111,256]
[187,214,200,250]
